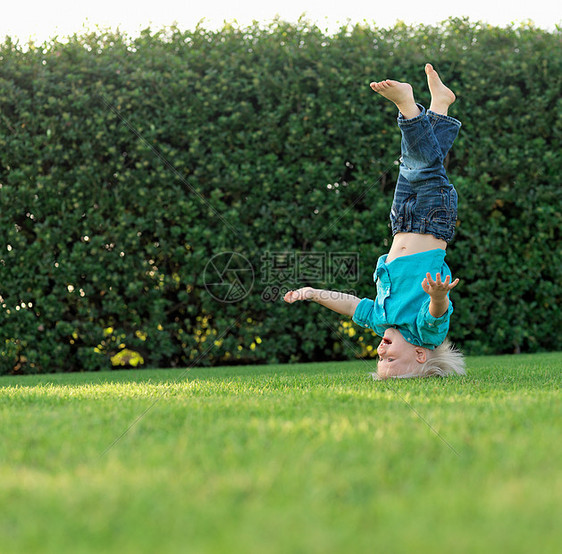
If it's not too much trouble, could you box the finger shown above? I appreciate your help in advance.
[435,273,442,286]
[286,291,299,303]
[449,278,460,290]
[443,275,451,286]
[421,278,430,292]
[426,272,436,286]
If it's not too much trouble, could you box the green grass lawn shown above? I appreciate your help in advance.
[1,352,560,554]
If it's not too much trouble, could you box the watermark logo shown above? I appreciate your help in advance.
[260,251,359,301]
[203,251,359,303]
[203,252,255,303]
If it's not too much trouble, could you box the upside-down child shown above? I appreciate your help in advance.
[284,64,465,379]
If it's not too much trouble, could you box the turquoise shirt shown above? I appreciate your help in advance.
[352,249,453,349]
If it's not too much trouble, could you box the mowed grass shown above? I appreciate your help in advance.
[1,353,560,554]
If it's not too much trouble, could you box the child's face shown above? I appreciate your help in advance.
[376,328,427,379]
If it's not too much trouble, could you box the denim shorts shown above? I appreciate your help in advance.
[390,105,461,243]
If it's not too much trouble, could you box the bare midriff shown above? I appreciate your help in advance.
[385,232,447,263]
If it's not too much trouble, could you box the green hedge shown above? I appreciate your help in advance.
[0,18,560,374]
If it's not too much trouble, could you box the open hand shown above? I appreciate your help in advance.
[421,273,459,297]
[283,287,315,303]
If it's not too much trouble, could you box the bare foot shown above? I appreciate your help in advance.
[370,79,421,119]
[425,64,456,116]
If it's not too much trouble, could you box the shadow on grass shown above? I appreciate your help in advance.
[0,359,371,388]
[1,353,560,392]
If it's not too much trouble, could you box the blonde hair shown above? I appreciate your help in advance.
[416,338,466,378]
[371,338,465,380]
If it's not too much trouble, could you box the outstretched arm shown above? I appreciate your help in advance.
[284,287,361,318]
[421,273,460,317]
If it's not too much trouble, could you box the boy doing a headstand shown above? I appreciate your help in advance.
[284,64,465,379]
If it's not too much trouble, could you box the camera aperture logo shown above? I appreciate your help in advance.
[203,252,255,303]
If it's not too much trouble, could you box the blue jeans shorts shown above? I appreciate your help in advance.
[390,105,461,243]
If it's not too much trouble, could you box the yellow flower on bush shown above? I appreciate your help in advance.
[111,349,145,367]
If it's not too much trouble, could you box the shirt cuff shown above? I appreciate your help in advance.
[423,298,453,327]
[352,298,374,328]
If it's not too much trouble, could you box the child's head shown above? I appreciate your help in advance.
[375,328,465,379]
